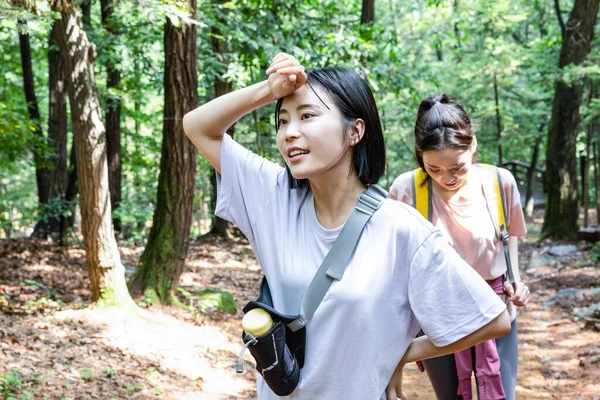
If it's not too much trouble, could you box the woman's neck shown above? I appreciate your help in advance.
[310,173,367,230]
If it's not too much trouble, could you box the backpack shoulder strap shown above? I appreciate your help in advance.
[478,164,515,284]
[412,168,432,221]
[478,164,508,238]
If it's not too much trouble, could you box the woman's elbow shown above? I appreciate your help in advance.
[491,310,511,339]
[182,112,194,138]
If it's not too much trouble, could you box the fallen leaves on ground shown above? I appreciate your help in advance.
[1,215,599,399]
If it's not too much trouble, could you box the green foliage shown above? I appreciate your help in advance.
[589,241,600,263]
[178,287,237,314]
[1,369,22,398]
[0,0,598,241]
[80,370,93,382]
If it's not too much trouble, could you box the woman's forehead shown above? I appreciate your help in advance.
[280,84,332,111]
[423,147,471,166]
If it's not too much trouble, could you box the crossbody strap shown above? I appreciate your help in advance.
[287,184,388,332]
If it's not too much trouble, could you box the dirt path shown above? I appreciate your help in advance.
[1,222,599,399]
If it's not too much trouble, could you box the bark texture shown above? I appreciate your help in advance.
[50,0,134,307]
[129,0,198,304]
[542,0,600,239]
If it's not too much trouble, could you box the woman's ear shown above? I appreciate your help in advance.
[348,119,365,146]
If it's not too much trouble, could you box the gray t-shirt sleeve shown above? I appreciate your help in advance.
[408,230,507,347]
[215,134,285,241]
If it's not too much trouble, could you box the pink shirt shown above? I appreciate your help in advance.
[389,166,527,281]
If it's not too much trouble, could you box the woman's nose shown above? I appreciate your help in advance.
[283,121,300,140]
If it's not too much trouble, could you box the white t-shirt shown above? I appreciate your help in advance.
[216,135,506,400]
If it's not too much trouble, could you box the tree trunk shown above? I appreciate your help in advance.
[361,0,375,25]
[591,81,600,223]
[493,72,503,166]
[46,21,69,237]
[580,150,589,226]
[209,0,234,238]
[129,0,198,304]
[525,132,543,219]
[595,134,600,221]
[80,0,91,28]
[542,0,600,239]
[18,22,52,238]
[62,142,78,244]
[100,0,122,233]
[49,0,134,308]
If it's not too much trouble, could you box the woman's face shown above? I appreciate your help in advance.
[276,84,353,181]
[421,146,474,192]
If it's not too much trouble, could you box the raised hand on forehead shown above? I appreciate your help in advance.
[266,53,307,99]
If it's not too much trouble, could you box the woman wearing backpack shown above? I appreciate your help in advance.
[183,53,510,399]
[388,94,530,400]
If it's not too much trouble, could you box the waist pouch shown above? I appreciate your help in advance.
[237,278,304,396]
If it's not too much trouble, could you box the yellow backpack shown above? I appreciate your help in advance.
[411,164,515,284]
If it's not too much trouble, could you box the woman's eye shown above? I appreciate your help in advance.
[279,119,288,126]
[429,169,441,174]
[301,113,314,120]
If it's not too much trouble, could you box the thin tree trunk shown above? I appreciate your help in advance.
[46,21,69,237]
[554,0,566,38]
[63,142,78,243]
[581,149,589,227]
[591,81,600,223]
[49,0,134,308]
[542,0,600,239]
[18,22,48,237]
[80,0,91,28]
[209,0,234,238]
[100,0,122,233]
[493,72,503,167]
[595,137,600,222]
[361,0,375,25]
[129,0,198,304]
[525,131,543,219]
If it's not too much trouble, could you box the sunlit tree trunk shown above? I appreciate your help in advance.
[542,0,600,239]
[129,0,198,304]
[49,0,134,307]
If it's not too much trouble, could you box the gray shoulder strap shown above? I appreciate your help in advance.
[287,184,388,332]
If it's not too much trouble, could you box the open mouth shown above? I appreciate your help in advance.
[289,149,309,163]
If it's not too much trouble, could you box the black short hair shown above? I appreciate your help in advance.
[275,68,386,188]
[414,93,475,170]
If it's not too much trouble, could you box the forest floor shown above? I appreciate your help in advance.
[1,209,599,400]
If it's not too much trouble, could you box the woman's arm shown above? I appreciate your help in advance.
[402,309,509,366]
[386,310,511,400]
[182,53,306,173]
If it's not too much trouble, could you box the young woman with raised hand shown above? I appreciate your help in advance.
[388,93,531,400]
[183,53,510,400]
